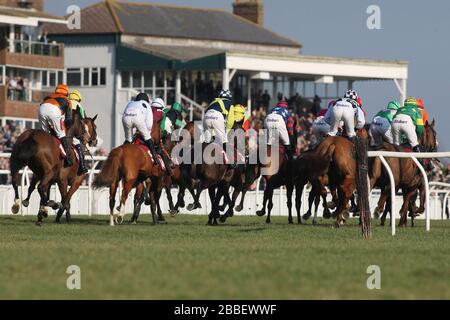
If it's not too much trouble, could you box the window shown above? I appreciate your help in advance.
[91,68,99,86]
[42,71,47,87]
[100,68,106,86]
[49,71,56,87]
[132,71,142,88]
[67,68,82,86]
[121,71,130,88]
[65,67,106,87]
[83,68,89,86]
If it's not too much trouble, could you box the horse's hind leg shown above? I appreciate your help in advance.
[235,189,247,212]
[55,180,68,224]
[295,182,304,224]
[286,182,295,225]
[11,167,24,214]
[131,183,145,224]
[266,188,275,224]
[109,181,119,226]
[22,174,38,208]
[116,179,135,224]
[207,187,218,225]
[36,175,53,226]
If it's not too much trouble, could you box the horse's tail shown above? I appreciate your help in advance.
[93,147,122,189]
[319,142,336,162]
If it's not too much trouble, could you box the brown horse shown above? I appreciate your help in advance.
[10,111,98,225]
[377,121,437,227]
[93,122,164,226]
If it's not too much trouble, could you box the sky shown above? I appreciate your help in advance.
[44,0,450,150]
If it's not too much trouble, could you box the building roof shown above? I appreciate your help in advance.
[122,43,224,61]
[0,5,66,25]
[47,0,301,48]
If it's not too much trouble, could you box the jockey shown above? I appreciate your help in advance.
[391,97,424,153]
[369,101,401,147]
[68,90,88,174]
[226,104,249,132]
[312,100,334,138]
[264,100,294,160]
[416,98,429,124]
[160,102,184,140]
[39,84,74,166]
[122,93,159,163]
[325,90,365,140]
[150,97,172,174]
[204,89,234,149]
[151,98,165,123]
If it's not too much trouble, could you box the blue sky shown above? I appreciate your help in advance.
[45,0,450,149]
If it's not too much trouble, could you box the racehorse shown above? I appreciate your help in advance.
[10,110,98,225]
[378,121,437,227]
[93,124,163,226]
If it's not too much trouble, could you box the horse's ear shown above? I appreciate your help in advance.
[92,114,98,122]
[431,118,435,128]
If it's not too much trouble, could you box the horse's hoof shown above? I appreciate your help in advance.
[312,219,318,226]
[52,203,61,210]
[35,221,42,226]
[323,210,331,219]
[131,221,137,225]
[373,209,381,219]
[54,219,60,224]
[115,206,121,212]
[144,200,151,206]
[302,213,311,220]
[256,210,265,217]
[169,209,179,216]
[219,215,227,223]
[380,221,385,227]
[187,203,195,211]
[288,219,293,225]
[265,219,271,224]
[22,199,29,207]
[235,205,243,212]
[327,202,336,210]
[41,211,48,218]
[116,216,124,225]
[11,204,20,215]
[342,210,350,220]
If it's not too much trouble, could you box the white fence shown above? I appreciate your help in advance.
[1,152,449,233]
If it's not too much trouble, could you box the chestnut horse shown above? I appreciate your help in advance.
[10,111,98,225]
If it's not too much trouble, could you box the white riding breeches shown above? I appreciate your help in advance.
[203,109,227,145]
[391,114,419,147]
[369,116,393,146]
[39,103,66,138]
[265,113,290,145]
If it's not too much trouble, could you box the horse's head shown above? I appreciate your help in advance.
[421,119,437,152]
[81,114,98,148]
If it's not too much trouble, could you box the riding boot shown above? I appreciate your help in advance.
[60,137,74,167]
[156,142,173,175]
[284,144,294,160]
[223,143,236,170]
[145,139,160,166]
[75,144,88,174]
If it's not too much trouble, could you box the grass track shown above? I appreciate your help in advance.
[0,214,449,299]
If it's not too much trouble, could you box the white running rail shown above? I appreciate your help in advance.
[368,151,450,236]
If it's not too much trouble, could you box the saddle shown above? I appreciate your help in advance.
[132,136,166,171]
[53,137,80,164]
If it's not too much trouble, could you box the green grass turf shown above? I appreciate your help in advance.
[0,214,449,300]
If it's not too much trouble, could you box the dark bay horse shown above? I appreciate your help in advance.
[10,111,98,225]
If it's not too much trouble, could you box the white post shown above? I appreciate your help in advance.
[378,155,396,236]
[175,71,181,103]
[394,78,407,104]
[9,24,15,53]
[412,157,430,231]
[114,72,122,147]
[222,68,229,91]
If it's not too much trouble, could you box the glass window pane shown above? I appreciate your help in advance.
[132,71,142,88]
[83,68,90,86]
[42,71,48,86]
[100,68,106,86]
[58,71,63,84]
[144,71,152,88]
[92,68,98,86]
[121,71,130,88]
[67,68,81,86]
[156,71,164,87]
[49,72,56,87]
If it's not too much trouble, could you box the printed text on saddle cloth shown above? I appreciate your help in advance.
[170,122,280,175]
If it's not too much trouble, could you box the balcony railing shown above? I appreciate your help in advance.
[7,39,63,57]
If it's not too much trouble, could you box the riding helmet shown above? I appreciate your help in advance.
[135,92,150,103]
[219,89,232,100]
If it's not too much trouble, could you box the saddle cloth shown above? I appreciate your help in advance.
[133,137,166,171]
[54,137,80,164]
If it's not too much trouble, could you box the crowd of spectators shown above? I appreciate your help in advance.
[0,122,25,183]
